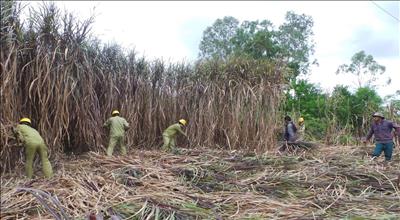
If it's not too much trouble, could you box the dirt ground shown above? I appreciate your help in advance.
[1,144,399,220]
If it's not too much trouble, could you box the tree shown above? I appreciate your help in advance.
[285,79,326,118]
[198,16,239,59]
[329,85,353,128]
[276,11,316,76]
[351,87,383,135]
[336,50,387,89]
[198,11,316,78]
[231,20,279,59]
[384,90,400,121]
[284,80,327,139]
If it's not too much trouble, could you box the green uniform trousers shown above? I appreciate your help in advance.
[107,135,127,156]
[162,135,176,152]
[25,142,53,178]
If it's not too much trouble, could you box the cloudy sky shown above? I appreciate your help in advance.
[22,1,399,98]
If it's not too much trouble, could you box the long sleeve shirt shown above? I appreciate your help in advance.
[15,124,45,146]
[297,124,305,140]
[103,116,129,137]
[284,122,297,142]
[163,123,186,138]
[365,119,399,144]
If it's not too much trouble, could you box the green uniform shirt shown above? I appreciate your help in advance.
[104,116,129,137]
[163,123,186,138]
[16,124,45,145]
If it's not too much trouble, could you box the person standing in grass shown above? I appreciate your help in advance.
[103,110,130,156]
[363,112,400,161]
[162,119,188,152]
[13,118,53,178]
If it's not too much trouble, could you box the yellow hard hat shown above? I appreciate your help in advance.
[298,117,304,123]
[112,110,120,115]
[20,117,32,124]
[179,119,187,126]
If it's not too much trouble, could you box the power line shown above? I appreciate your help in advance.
[370,1,400,22]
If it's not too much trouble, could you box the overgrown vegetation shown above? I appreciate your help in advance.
[198,14,399,145]
[1,1,400,219]
[1,1,287,173]
[1,1,398,170]
[284,81,386,144]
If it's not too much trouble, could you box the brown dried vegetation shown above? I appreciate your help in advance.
[1,2,286,173]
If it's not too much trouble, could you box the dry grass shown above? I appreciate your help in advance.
[3,3,398,219]
[1,145,399,219]
[1,1,286,173]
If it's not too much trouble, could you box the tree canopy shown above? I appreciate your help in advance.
[198,11,316,79]
[336,50,387,89]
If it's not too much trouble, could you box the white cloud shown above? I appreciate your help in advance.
[21,1,400,97]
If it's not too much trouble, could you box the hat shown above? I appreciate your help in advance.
[112,110,120,116]
[372,112,384,118]
[20,118,32,124]
[179,119,187,126]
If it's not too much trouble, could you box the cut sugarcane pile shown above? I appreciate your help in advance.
[1,145,399,219]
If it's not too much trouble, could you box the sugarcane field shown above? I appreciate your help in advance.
[1,1,400,220]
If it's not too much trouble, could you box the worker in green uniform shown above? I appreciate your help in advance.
[13,118,53,178]
[297,117,305,141]
[103,110,130,156]
[162,119,188,152]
